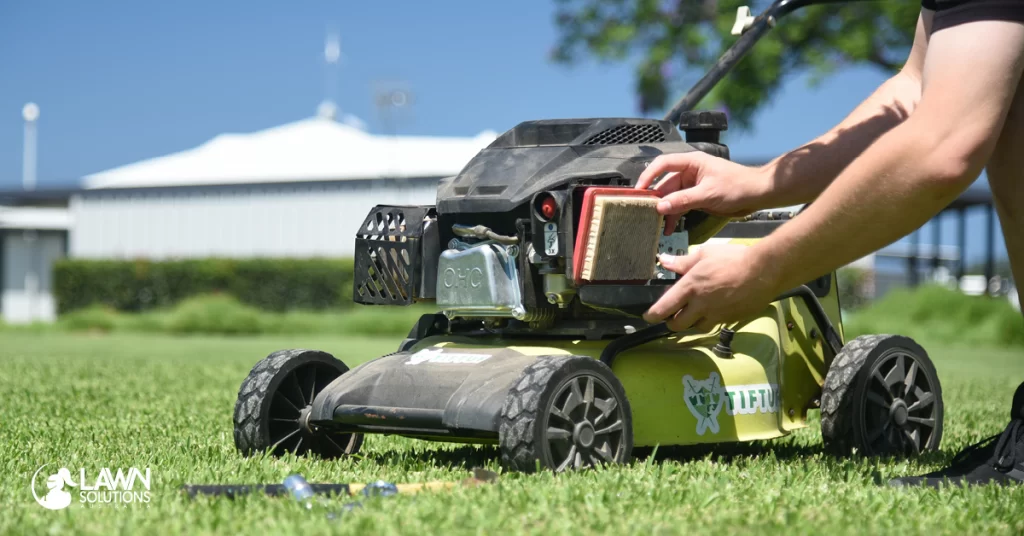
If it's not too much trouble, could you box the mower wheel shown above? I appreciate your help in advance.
[499,355,633,472]
[821,335,943,457]
[234,349,363,459]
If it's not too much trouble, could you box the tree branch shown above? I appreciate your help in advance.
[868,45,900,72]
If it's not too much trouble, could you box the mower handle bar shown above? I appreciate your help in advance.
[664,0,867,124]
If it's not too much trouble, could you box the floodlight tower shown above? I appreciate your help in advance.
[22,102,39,191]
[319,30,341,120]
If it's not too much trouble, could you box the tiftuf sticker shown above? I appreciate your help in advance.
[725,383,780,416]
[683,373,781,434]
[683,372,727,435]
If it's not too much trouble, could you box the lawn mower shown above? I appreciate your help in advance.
[233,0,944,472]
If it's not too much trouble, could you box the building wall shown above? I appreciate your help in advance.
[1,229,66,323]
[69,178,439,259]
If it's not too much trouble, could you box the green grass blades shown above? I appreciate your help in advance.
[1,332,1023,535]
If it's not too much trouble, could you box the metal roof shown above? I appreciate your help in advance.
[0,206,70,230]
[81,116,498,189]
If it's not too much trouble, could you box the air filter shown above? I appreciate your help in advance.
[572,188,663,284]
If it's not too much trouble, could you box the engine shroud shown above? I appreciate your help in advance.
[352,116,731,324]
[436,118,726,215]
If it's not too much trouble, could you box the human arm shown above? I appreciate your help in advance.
[635,13,933,217]
[750,19,1024,294]
[645,18,1024,331]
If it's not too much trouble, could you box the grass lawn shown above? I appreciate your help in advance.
[1,331,1022,535]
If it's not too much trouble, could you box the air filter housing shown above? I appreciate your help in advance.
[572,188,663,284]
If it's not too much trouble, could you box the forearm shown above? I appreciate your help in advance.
[751,15,1024,296]
[751,116,984,294]
[753,72,923,209]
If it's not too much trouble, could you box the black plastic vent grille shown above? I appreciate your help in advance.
[353,205,431,306]
[583,123,666,145]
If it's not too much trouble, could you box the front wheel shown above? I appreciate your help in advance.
[499,355,633,472]
[821,335,943,457]
[233,349,363,459]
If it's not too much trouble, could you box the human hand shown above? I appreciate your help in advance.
[643,244,779,332]
[635,152,770,233]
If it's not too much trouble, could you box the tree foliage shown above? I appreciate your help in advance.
[552,0,920,128]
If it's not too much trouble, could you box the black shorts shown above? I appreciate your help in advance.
[921,0,1024,32]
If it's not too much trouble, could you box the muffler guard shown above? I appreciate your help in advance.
[309,347,541,438]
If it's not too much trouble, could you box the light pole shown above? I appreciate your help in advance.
[22,102,39,191]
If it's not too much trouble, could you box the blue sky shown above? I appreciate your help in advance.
[0,0,1006,264]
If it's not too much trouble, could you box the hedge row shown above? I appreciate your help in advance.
[53,294,436,336]
[53,258,357,314]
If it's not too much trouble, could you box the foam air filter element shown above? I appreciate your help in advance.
[572,188,663,284]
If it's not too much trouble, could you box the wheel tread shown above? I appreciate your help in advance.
[499,356,568,472]
[232,349,360,458]
[498,355,632,473]
[821,334,942,457]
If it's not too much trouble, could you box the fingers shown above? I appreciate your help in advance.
[693,317,718,332]
[635,152,705,191]
[666,306,719,332]
[643,253,701,324]
[663,213,682,236]
[667,304,705,332]
[657,252,700,275]
[644,280,693,324]
[656,182,714,215]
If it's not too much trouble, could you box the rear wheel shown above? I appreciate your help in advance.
[234,349,363,459]
[821,335,943,457]
[499,355,632,472]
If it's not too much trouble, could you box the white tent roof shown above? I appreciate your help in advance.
[82,116,498,189]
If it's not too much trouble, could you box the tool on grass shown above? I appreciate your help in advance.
[180,468,498,500]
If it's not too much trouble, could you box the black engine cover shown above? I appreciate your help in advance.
[436,118,727,214]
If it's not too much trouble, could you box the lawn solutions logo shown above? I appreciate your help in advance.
[31,465,152,510]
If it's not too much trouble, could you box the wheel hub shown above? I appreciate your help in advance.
[543,372,627,471]
[858,348,941,456]
[890,399,909,426]
[298,405,314,434]
[573,421,596,448]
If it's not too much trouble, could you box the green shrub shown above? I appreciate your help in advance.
[165,294,267,335]
[0,319,54,333]
[55,293,435,337]
[58,305,120,333]
[54,258,355,314]
[846,285,1024,348]
[334,305,437,336]
[229,259,354,312]
[837,266,872,312]
[270,305,436,336]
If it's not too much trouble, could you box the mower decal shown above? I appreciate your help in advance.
[405,348,493,366]
[543,223,559,256]
[682,372,727,435]
[724,383,780,416]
